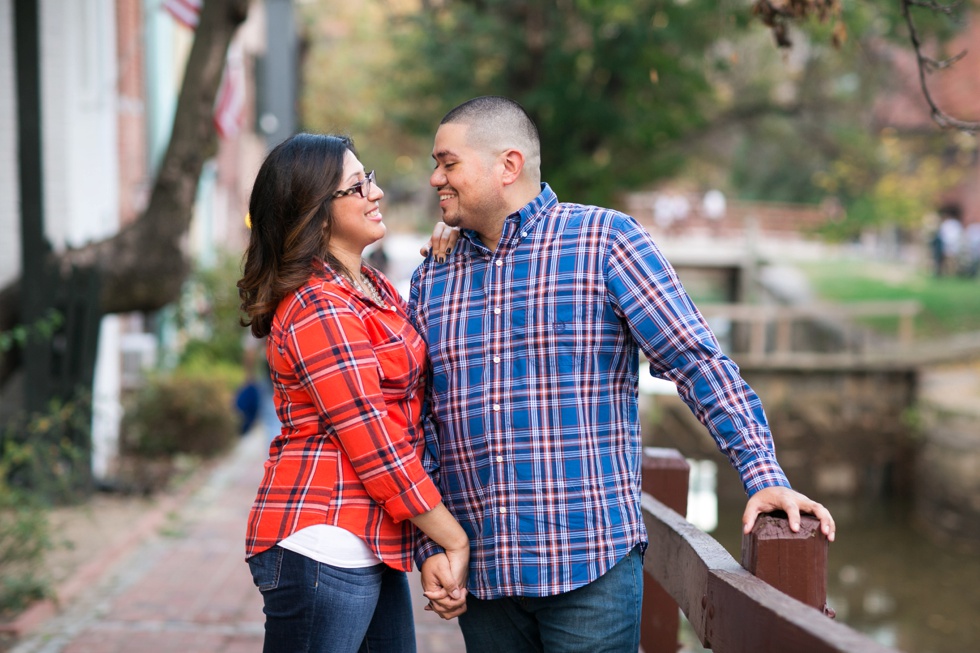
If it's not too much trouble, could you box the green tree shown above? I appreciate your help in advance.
[384,0,732,206]
[813,129,966,240]
[298,0,976,232]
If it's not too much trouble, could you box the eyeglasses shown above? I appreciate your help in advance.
[332,170,376,199]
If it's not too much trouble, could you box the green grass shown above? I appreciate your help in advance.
[799,260,980,339]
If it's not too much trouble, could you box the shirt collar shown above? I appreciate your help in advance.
[317,259,368,295]
[507,183,557,229]
[460,183,558,249]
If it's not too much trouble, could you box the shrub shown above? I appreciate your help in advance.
[121,369,238,460]
[175,252,246,368]
[177,356,245,395]
[1,398,90,504]
[0,477,51,615]
[0,394,88,616]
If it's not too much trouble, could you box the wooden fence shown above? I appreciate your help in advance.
[640,448,902,653]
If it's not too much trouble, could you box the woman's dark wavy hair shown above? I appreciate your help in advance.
[238,133,355,338]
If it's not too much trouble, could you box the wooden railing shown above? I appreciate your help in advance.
[640,448,902,653]
[697,301,922,360]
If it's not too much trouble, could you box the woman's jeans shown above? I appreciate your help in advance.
[247,546,415,653]
[458,544,644,653]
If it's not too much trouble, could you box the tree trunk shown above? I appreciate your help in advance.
[1,0,250,389]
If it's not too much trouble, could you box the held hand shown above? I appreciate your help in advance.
[411,503,469,619]
[445,542,470,594]
[420,554,468,620]
[743,486,836,542]
[420,222,460,262]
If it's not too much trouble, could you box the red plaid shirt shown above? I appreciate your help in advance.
[245,263,442,571]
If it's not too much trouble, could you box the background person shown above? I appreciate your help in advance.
[410,96,835,652]
[238,132,468,653]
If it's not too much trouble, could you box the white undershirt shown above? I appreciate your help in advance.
[278,525,381,568]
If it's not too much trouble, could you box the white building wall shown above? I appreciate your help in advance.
[41,0,120,248]
[0,0,20,287]
[91,314,122,479]
[38,0,122,480]
[143,0,183,172]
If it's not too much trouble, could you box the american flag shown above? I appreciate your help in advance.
[162,0,202,29]
[214,41,246,139]
[162,0,245,138]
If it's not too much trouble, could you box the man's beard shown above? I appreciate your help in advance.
[441,210,464,228]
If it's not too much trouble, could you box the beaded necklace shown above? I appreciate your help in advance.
[348,270,385,307]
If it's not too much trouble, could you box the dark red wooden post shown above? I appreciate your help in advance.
[741,512,834,617]
[640,448,690,652]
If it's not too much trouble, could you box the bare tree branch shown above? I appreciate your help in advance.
[900,0,980,132]
[918,48,967,72]
[906,0,962,14]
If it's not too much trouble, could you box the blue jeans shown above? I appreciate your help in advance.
[247,546,415,653]
[458,545,643,653]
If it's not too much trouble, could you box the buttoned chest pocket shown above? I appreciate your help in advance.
[518,303,586,374]
[374,336,423,398]
[524,303,581,334]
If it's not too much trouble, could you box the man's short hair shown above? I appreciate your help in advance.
[441,96,541,173]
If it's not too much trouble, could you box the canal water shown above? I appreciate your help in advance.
[677,493,980,653]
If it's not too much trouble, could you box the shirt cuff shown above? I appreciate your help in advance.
[414,534,446,571]
[737,451,792,496]
[379,475,443,523]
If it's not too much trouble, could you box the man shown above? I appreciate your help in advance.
[409,96,834,652]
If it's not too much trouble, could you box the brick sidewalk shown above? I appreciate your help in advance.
[9,430,464,653]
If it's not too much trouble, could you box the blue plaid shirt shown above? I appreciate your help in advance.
[409,184,789,599]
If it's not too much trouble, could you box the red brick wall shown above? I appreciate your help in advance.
[116,0,148,227]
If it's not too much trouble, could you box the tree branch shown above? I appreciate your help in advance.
[900,0,980,132]
[906,0,962,14]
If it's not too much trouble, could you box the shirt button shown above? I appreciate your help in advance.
[492,404,501,411]
[500,507,508,514]
[493,356,501,363]
[521,232,528,238]
[495,260,503,267]
[493,308,501,315]
[496,455,503,463]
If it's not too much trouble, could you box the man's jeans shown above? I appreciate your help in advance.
[247,546,415,653]
[458,545,644,653]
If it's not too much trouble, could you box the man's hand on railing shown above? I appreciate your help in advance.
[742,486,836,542]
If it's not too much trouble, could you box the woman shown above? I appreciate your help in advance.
[238,133,467,653]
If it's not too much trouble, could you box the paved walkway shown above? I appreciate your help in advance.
[8,429,465,653]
